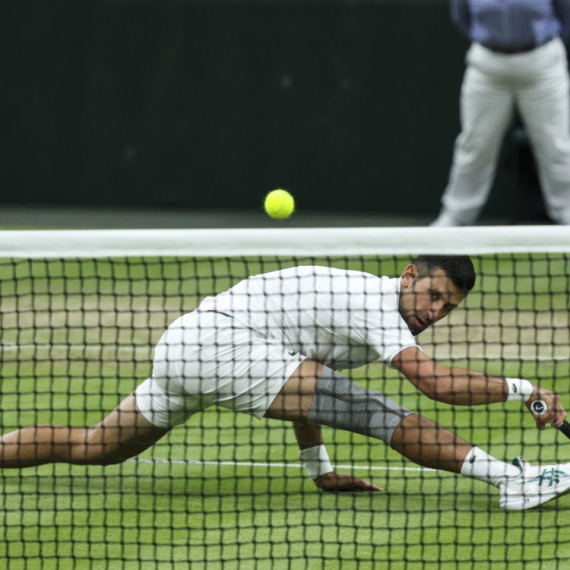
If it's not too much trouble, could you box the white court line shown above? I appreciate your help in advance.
[128,457,437,473]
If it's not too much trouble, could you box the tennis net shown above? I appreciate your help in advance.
[0,226,569,569]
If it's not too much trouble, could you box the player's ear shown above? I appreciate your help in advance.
[401,264,418,289]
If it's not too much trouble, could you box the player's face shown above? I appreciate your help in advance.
[399,264,466,335]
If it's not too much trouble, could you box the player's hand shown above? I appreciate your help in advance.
[526,386,566,430]
[313,472,383,493]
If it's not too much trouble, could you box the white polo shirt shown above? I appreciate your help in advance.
[136,265,422,427]
[198,265,419,369]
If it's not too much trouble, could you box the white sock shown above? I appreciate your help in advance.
[460,447,521,488]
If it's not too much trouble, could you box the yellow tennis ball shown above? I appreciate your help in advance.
[264,189,295,219]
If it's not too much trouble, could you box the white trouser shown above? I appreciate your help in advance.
[440,38,570,225]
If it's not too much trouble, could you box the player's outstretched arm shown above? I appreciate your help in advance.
[292,422,383,493]
[392,347,566,428]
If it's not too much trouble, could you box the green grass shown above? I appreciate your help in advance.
[1,254,569,568]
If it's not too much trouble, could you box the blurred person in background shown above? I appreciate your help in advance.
[432,0,570,227]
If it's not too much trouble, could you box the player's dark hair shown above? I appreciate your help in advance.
[412,255,476,294]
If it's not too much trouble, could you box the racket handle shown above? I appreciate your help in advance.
[530,400,570,440]
[557,421,570,440]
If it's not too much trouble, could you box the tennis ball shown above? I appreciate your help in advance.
[264,189,295,219]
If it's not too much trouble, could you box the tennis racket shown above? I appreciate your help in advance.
[530,400,570,439]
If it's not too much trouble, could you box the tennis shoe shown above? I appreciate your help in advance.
[430,209,478,227]
[499,457,570,510]
[430,211,463,227]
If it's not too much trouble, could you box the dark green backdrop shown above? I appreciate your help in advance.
[1,0,518,215]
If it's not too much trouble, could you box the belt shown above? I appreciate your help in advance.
[486,37,555,55]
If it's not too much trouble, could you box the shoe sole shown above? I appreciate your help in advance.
[502,480,570,511]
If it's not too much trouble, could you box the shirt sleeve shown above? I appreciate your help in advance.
[553,0,570,40]
[346,279,419,368]
[450,0,471,37]
[362,315,420,368]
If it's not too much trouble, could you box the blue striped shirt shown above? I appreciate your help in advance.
[451,0,570,50]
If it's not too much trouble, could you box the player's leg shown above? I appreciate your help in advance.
[516,38,570,225]
[393,412,570,510]
[390,413,471,472]
[432,45,514,227]
[0,392,170,468]
[264,358,322,422]
[0,313,204,469]
[265,360,474,473]
[267,361,570,510]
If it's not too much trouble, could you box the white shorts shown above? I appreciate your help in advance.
[135,310,306,428]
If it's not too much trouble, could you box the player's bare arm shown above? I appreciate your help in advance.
[266,360,381,492]
[392,346,566,429]
[396,257,566,430]
[292,421,383,493]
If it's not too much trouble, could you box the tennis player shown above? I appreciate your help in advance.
[1,256,568,510]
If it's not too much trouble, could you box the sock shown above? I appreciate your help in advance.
[460,447,521,488]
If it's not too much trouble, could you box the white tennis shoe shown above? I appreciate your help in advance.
[499,457,570,510]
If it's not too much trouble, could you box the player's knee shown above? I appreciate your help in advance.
[308,366,413,446]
